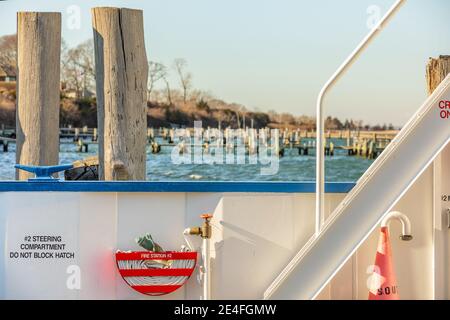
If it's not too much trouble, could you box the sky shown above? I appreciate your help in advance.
[0,0,449,126]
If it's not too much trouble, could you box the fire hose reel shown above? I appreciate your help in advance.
[115,214,212,297]
[116,251,197,296]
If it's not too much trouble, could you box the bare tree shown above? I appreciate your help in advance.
[190,89,214,103]
[0,34,16,70]
[267,110,279,123]
[280,113,296,125]
[61,39,95,98]
[161,72,173,105]
[355,120,364,130]
[228,103,245,128]
[60,38,70,89]
[296,115,315,130]
[147,61,166,100]
[173,58,192,105]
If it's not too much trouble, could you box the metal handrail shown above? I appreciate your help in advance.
[381,211,413,241]
[315,0,407,235]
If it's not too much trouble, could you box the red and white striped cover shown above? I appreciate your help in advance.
[116,251,197,296]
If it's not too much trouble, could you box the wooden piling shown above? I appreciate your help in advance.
[426,56,450,95]
[74,128,80,142]
[16,12,61,180]
[92,7,148,180]
[272,129,280,156]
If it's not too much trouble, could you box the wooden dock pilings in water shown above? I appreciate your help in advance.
[148,127,376,158]
[11,8,401,181]
[13,8,149,181]
[3,124,395,158]
[16,12,62,180]
[341,138,383,159]
[92,7,148,180]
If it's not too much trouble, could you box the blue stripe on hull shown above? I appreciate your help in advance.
[0,181,355,193]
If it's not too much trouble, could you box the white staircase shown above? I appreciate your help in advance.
[265,75,450,299]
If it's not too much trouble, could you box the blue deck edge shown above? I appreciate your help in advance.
[0,181,355,193]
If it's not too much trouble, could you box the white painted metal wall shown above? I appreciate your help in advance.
[318,166,435,300]
[318,145,450,300]
[0,168,442,299]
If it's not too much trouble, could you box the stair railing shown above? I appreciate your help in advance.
[315,0,406,234]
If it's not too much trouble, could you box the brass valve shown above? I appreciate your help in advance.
[188,213,213,239]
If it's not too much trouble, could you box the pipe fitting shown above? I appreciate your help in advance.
[184,213,213,239]
[185,227,202,236]
[200,214,212,239]
[381,211,412,241]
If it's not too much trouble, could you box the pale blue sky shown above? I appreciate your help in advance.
[0,0,449,126]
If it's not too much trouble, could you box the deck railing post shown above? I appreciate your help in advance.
[16,12,61,180]
[92,7,148,180]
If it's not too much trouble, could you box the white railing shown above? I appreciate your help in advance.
[266,73,450,299]
[315,0,407,234]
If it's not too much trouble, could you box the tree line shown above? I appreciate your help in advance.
[0,34,396,131]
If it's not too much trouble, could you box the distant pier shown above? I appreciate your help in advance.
[0,125,396,159]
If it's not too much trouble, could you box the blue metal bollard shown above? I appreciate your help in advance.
[15,164,74,181]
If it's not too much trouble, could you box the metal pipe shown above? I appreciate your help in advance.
[381,211,412,241]
[184,214,213,300]
[183,228,195,251]
[202,237,211,300]
[315,0,407,235]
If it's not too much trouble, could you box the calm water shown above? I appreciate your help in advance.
[0,138,374,182]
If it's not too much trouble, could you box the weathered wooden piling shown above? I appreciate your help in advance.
[426,56,450,95]
[92,7,148,180]
[73,128,80,142]
[0,140,8,152]
[16,12,61,180]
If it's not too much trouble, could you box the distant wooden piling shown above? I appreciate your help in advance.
[16,12,61,180]
[92,7,148,180]
[426,56,450,94]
